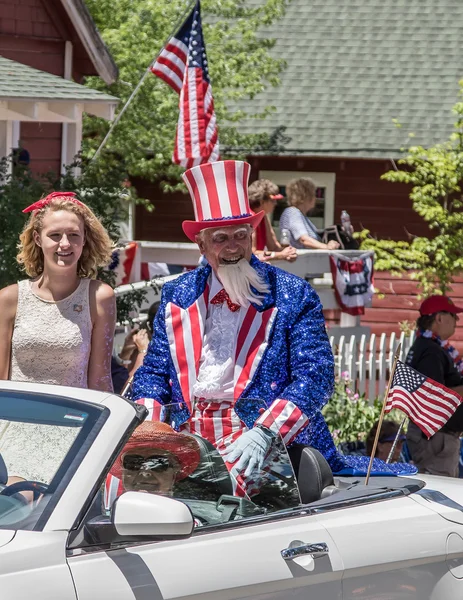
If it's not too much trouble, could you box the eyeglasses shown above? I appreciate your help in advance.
[122,454,175,473]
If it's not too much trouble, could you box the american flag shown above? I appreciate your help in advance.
[385,360,462,438]
[151,1,219,168]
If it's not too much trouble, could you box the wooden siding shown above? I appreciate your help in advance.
[132,155,429,242]
[20,121,62,175]
[133,177,194,242]
[0,0,101,174]
[249,155,427,241]
[362,271,463,353]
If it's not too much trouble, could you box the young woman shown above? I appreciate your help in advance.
[0,191,116,391]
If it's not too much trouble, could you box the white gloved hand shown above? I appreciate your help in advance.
[222,427,274,478]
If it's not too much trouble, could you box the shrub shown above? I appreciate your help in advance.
[322,372,403,445]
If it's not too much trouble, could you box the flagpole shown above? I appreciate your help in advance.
[365,343,402,485]
[90,0,198,165]
[385,416,407,464]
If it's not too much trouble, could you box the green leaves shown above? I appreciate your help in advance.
[360,81,463,296]
[322,374,401,444]
[83,0,289,184]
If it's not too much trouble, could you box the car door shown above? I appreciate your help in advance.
[317,492,460,600]
[67,416,344,600]
[68,509,343,600]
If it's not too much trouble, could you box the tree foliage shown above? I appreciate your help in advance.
[359,81,463,296]
[83,0,289,185]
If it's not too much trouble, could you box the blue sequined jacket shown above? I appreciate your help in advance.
[132,255,346,471]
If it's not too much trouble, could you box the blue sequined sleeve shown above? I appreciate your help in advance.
[131,286,173,404]
[281,283,334,418]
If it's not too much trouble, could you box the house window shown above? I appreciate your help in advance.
[258,170,336,233]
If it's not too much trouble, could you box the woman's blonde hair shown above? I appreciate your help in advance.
[286,178,317,208]
[17,197,114,278]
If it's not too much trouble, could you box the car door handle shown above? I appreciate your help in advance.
[281,542,329,561]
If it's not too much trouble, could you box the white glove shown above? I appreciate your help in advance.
[222,427,274,478]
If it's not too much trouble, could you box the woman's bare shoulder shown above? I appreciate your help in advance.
[0,284,19,319]
[89,279,115,300]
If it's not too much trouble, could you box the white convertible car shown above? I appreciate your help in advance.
[1,381,463,600]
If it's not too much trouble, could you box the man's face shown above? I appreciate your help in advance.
[196,224,253,273]
[434,311,458,340]
[121,448,179,496]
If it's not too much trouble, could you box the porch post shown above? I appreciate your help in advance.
[0,120,14,175]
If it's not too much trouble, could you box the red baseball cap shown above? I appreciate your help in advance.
[419,295,463,316]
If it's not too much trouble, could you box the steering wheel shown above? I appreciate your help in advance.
[0,481,49,502]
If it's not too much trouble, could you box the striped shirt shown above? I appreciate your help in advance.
[279,206,321,249]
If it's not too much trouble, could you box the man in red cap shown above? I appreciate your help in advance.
[406,294,463,477]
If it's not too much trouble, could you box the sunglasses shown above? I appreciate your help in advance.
[122,454,175,473]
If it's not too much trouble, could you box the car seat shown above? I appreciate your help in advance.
[174,434,233,500]
[290,445,337,504]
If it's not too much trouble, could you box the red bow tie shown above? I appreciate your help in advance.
[210,289,241,312]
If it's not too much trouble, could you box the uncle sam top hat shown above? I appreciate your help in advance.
[182,160,265,241]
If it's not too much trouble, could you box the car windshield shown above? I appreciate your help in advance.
[0,390,107,531]
[105,399,300,527]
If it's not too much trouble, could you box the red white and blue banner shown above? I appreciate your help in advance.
[151,1,219,168]
[107,242,141,286]
[329,253,375,316]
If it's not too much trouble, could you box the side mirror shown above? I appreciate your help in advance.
[112,491,194,538]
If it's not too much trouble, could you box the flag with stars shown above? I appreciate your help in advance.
[151,1,219,168]
[385,360,462,438]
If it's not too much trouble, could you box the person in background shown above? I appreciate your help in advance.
[248,179,297,263]
[114,302,161,384]
[0,192,115,391]
[279,178,340,250]
[366,420,406,462]
[406,295,463,477]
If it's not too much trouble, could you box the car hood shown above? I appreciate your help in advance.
[0,530,16,548]
[409,474,463,525]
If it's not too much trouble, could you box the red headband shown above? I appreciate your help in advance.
[22,191,84,214]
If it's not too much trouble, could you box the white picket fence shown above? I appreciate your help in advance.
[329,330,416,401]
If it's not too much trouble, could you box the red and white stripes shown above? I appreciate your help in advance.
[150,38,188,94]
[234,306,277,399]
[164,287,208,413]
[182,160,251,221]
[256,399,309,445]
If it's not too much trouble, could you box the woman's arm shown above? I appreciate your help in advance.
[299,234,339,250]
[281,207,339,250]
[0,285,18,380]
[88,281,116,392]
[127,329,150,378]
[263,217,281,252]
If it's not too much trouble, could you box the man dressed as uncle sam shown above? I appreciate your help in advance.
[130,160,416,496]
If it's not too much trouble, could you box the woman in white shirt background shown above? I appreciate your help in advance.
[279,178,340,250]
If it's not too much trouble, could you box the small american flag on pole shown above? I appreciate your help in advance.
[385,360,462,438]
[151,1,219,168]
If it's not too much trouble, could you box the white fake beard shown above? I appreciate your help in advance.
[217,259,270,307]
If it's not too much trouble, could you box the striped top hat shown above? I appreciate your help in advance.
[182,160,265,241]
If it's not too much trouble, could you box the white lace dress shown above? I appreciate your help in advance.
[10,278,93,387]
[4,279,93,481]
